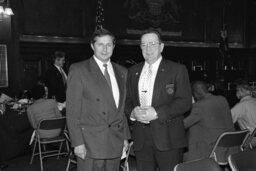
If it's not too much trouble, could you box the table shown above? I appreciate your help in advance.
[0,107,33,161]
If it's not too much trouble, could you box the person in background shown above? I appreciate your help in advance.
[231,80,256,146]
[27,84,62,138]
[45,51,67,103]
[125,29,192,171]
[183,81,235,162]
[66,28,130,171]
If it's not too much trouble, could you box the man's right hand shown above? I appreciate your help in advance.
[74,144,86,159]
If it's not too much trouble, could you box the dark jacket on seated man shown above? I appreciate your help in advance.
[27,84,62,138]
[184,81,235,162]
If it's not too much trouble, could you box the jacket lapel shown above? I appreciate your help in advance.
[89,58,116,110]
[134,63,144,106]
[112,63,124,111]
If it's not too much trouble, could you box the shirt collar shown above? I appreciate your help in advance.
[93,55,111,68]
[144,56,162,71]
[240,95,253,102]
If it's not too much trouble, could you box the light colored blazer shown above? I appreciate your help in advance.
[66,57,130,159]
[27,99,62,138]
[184,94,235,161]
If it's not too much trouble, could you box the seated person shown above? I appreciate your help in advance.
[27,84,62,138]
[231,80,256,146]
[183,81,235,162]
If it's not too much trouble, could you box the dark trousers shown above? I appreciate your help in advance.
[77,156,120,171]
[135,126,183,171]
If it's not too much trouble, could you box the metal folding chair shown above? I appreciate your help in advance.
[228,150,256,171]
[209,129,250,166]
[120,141,134,171]
[242,128,256,150]
[174,158,222,171]
[30,116,69,171]
[64,130,77,171]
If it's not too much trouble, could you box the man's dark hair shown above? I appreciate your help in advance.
[140,29,162,42]
[53,51,65,60]
[90,28,116,45]
[31,85,45,100]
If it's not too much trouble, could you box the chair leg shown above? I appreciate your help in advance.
[30,140,37,164]
[38,142,44,171]
[66,159,71,171]
[57,141,64,159]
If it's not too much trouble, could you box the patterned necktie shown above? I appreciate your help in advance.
[103,64,112,89]
[140,65,153,106]
[60,68,66,85]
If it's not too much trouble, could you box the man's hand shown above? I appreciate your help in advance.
[74,144,86,159]
[132,106,158,123]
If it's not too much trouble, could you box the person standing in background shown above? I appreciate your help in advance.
[125,29,192,171]
[66,28,130,171]
[45,51,67,103]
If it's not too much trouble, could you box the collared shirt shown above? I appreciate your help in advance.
[138,57,162,106]
[54,64,67,80]
[231,95,256,133]
[93,56,120,108]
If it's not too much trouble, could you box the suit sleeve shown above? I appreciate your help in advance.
[155,65,192,122]
[66,65,84,147]
[184,104,201,128]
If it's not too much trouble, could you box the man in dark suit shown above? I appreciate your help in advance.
[125,29,192,171]
[45,51,67,103]
[66,28,130,171]
[183,81,235,162]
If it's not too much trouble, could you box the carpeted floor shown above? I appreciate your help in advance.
[3,152,137,171]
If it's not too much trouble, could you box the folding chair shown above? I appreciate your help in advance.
[120,141,134,171]
[228,150,256,171]
[30,117,69,171]
[242,128,256,150]
[209,129,250,166]
[65,130,77,171]
[174,158,222,171]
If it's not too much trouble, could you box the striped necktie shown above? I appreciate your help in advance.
[103,64,112,89]
[140,65,153,106]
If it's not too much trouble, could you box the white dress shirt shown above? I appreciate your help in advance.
[231,95,256,133]
[94,56,120,108]
[54,65,67,80]
[138,57,162,106]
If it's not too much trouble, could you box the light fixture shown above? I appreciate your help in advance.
[0,0,14,21]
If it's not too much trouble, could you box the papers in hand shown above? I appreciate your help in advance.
[57,102,66,111]
[121,146,127,160]
[0,93,13,103]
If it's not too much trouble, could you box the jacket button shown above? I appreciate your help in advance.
[118,125,120,128]
[96,98,100,101]
[102,112,106,115]
[108,124,111,127]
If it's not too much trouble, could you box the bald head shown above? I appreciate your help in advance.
[192,81,209,100]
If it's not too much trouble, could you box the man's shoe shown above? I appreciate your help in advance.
[0,164,8,169]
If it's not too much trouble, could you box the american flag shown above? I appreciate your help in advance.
[95,0,105,30]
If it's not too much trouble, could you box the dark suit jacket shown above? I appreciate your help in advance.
[66,57,130,159]
[125,59,192,151]
[183,94,235,162]
[45,65,66,103]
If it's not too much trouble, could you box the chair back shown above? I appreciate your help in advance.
[242,128,256,149]
[174,158,221,171]
[38,117,66,130]
[228,150,256,171]
[209,129,250,164]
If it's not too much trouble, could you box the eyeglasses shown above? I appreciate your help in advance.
[140,41,160,49]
